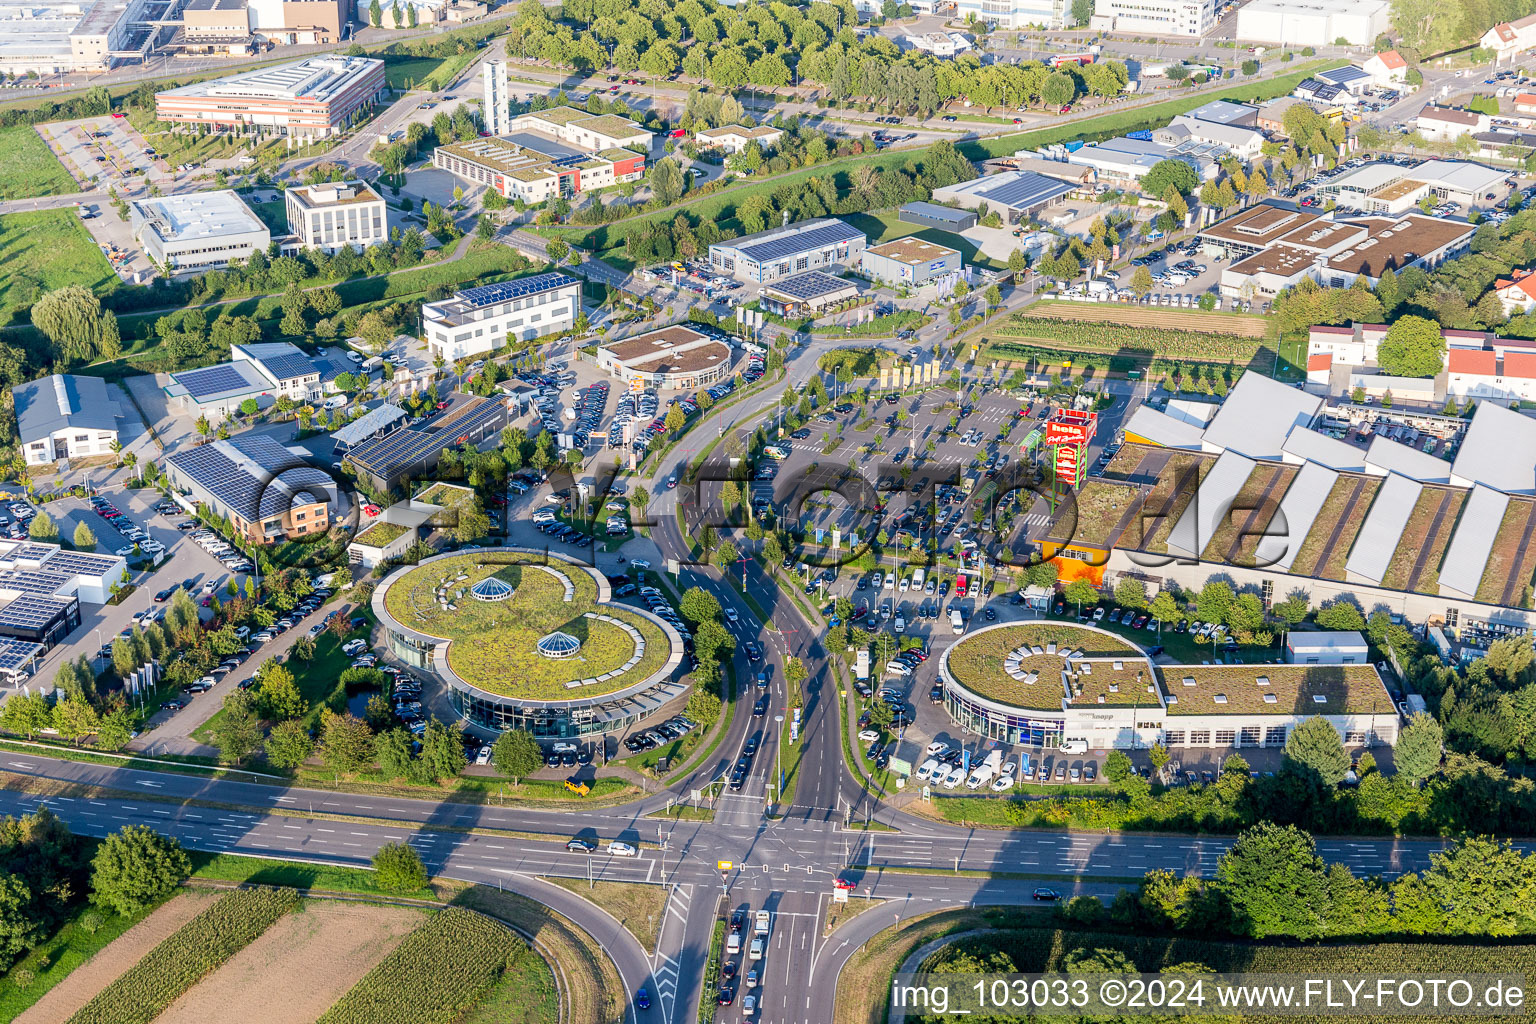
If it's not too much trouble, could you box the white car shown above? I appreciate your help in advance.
[724,608,740,624]
[200,581,217,595]
[608,841,638,857]
[858,729,880,742]
[923,741,949,758]
[899,577,910,593]
[942,766,966,789]
[883,573,895,589]
[114,546,134,556]
[915,758,940,781]
[630,559,652,570]
[991,770,1017,792]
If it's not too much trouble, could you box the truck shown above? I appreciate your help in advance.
[950,608,965,634]
[966,749,1004,789]
[753,910,770,936]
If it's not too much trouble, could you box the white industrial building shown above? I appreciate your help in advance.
[1236,0,1391,46]
[1287,631,1369,664]
[1317,159,1508,212]
[285,180,386,253]
[954,0,1068,30]
[1056,135,1220,186]
[708,218,867,285]
[422,273,582,362]
[0,0,156,76]
[1090,0,1215,37]
[904,32,972,56]
[130,190,270,272]
[12,374,119,467]
[482,58,510,137]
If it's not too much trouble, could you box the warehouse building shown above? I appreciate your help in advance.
[1236,0,1390,46]
[861,238,962,286]
[165,434,334,545]
[344,395,508,493]
[1090,0,1215,36]
[1317,159,1509,212]
[155,54,386,137]
[433,134,645,204]
[130,190,270,272]
[709,218,866,285]
[0,0,156,76]
[421,273,582,363]
[899,201,977,232]
[594,325,734,391]
[12,375,119,468]
[930,169,1075,224]
[285,180,387,253]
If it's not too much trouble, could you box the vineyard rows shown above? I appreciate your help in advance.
[318,906,519,1024]
[994,315,1265,361]
[67,887,300,1024]
[1019,301,1271,338]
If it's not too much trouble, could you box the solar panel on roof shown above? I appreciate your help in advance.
[0,638,42,671]
[976,172,1074,210]
[769,272,852,300]
[458,273,574,307]
[176,364,257,401]
[735,222,862,265]
[350,400,505,477]
[256,350,318,381]
[0,594,71,630]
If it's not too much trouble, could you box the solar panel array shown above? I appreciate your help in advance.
[735,221,863,265]
[0,571,70,595]
[0,594,72,631]
[46,551,124,576]
[458,273,576,308]
[176,364,260,401]
[4,543,56,564]
[255,349,319,382]
[0,638,43,672]
[169,437,332,522]
[976,172,1074,211]
[768,271,851,300]
[349,399,506,478]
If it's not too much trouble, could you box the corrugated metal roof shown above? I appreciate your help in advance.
[1256,461,1340,572]
[1365,435,1452,484]
[1123,406,1204,449]
[1281,428,1367,473]
[1439,484,1510,598]
[1167,449,1255,560]
[1345,472,1422,584]
[1451,401,1536,495]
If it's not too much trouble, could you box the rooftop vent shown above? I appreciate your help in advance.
[1264,693,1278,703]
[1213,693,1228,704]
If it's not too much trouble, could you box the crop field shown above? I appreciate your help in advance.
[991,313,1267,365]
[1479,498,1536,606]
[1018,300,1271,338]
[0,126,81,199]
[318,907,520,1024]
[66,887,300,1024]
[152,902,424,1024]
[0,209,119,326]
[1203,463,1296,566]
[382,553,667,700]
[1382,487,1464,595]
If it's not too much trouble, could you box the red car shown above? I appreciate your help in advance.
[111,112,125,118]
[362,504,381,518]
[668,128,686,138]
[833,877,856,891]
[435,401,449,410]
[609,85,620,93]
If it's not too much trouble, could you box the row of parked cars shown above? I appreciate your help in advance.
[188,527,254,575]
[89,496,164,556]
[623,714,698,753]
[608,387,660,451]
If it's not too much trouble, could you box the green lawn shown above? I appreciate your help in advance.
[382,55,453,90]
[0,897,159,1021]
[0,208,118,327]
[247,199,288,234]
[187,849,435,899]
[840,210,1007,272]
[0,125,80,200]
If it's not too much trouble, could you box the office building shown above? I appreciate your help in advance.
[693,124,784,154]
[482,58,510,136]
[709,218,866,284]
[953,0,1068,30]
[12,375,119,467]
[1057,135,1220,186]
[760,272,861,317]
[594,325,734,391]
[421,273,581,362]
[0,0,156,76]
[285,180,386,252]
[165,434,334,545]
[155,54,386,137]
[164,341,322,417]
[903,32,973,56]
[247,0,346,45]
[130,190,270,272]
[173,0,255,55]
[899,201,978,232]
[861,238,962,286]
[507,106,651,152]
[433,134,645,204]
[1091,0,1215,37]
[1235,0,1390,46]
[1287,631,1369,664]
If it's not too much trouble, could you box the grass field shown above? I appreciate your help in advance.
[0,208,119,327]
[246,200,288,235]
[540,878,668,953]
[0,899,162,1022]
[1018,300,1272,338]
[0,126,81,200]
[834,908,991,1024]
[381,56,452,90]
[840,210,1007,271]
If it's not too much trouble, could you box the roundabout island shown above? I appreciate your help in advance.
[372,549,686,739]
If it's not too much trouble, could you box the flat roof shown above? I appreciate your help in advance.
[159,54,382,103]
[1324,215,1473,278]
[763,271,858,302]
[1201,373,1322,460]
[899,201,976,225]
[286,180,382,210]
[165,360,270,405]
[1227,245,1318,278]
[1289,630,1367,649]
[601,326,731,374]
[934,169,1074,211]
[698,124,780,139]
[1167,449,1255,560]
[1160,663,1393,717]
[132,190,265,243]
[866,238,958,265]
[1255,460,1339,571]
[574,113,647,140]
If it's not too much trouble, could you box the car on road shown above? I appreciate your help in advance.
[636,988,650,1010]
[566,838,596,853]
[609,841,638,857]
[743,994,757,1016]
[1033,887,1061,901]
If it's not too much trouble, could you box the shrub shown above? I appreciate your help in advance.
[372,842,428,892]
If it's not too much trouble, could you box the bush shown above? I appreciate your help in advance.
[372,842,428,892]
[69,887,299,1024]
[90,825,191,916]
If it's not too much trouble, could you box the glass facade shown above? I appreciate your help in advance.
[944,683,1064,746]
[386,628,434,670]
[448,683,652,739]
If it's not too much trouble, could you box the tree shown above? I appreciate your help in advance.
[27,511,57,541]
[72,521,97,552]
[290,634,316,663]
[679,587,722,627]
[1213,823,1329,939]
[52,695,99,746]
[1064,578,1098,615]
[1395,712,1444,785]
[1070,0,1092,22]
[1377,314,1447,378]
[1130,265,1154,296]
[96,709,133,751]
[90,825,190,915]
[256,662,306,720]
[1142,159,1198,198]
[30,285,121,364]
[1271,595,1310,631]
[1194,581,1233,625]
[493,728,543,783]
[1148,742,1171,777]
[369,0,382,26]
[420,718,466,780]
[1315,599,1365,631]
[1150,590,1181,630]
[650,158,685,206]
[545,239,570,263]
[1103,749,1133,783]
[213,690,262,766]
[373,842,427,892]
[1113,577,1147,611]
[1241,59,1259,75]
[319,711,376,775]
[1282,715,1351,787]
[264,719,314,770]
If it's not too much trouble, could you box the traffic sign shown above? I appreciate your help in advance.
[716,860,734,872]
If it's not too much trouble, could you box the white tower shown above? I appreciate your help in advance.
[483,59,510,137]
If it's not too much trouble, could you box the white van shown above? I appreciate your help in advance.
[910,568,925,590]
[727,932,742,956]
[1059,738,1089,754]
